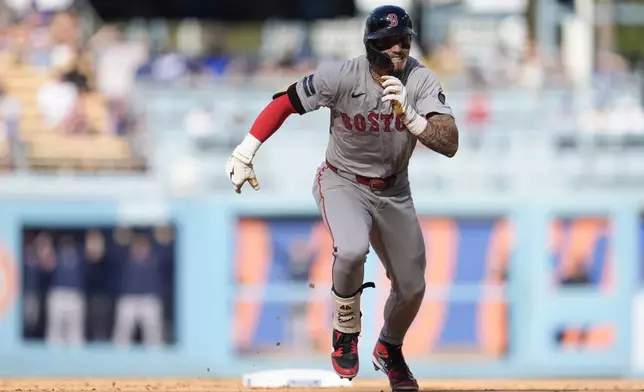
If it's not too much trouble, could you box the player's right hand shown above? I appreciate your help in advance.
[226,155,260,194]
[381,75,413,118]
[381,75,426,137]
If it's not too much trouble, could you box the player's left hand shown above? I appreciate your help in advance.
[380,75,427,137]
[380,75,417,120]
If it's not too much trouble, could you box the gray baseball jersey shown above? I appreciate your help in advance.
[286,55,452,178]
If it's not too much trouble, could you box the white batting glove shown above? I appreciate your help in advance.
[381,75,427,136]
[226,134,262,194]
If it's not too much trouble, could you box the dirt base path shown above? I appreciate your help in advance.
[2,378,644,392]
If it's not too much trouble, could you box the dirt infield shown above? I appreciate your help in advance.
[2,379,644,392]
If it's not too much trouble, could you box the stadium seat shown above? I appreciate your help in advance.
[26,134,133,171]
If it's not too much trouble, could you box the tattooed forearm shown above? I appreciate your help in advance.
[416,114,459,157]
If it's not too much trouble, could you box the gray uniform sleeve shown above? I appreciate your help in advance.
[289,62,342,115]
[414,70,453,118]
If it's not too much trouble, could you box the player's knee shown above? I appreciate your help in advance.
[335,243,369,269]
[404,281,426,304]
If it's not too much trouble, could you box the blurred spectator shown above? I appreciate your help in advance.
[45,234,86,346]
[60,52,92,93]
[92,25,147,101]
[109,226,132,260]
[24,12,53,69]
[112,233,164,347]
[153,225,175,341]
[36,67,80,129]
[22,232,52,337]
[152,225,174,266]
[91,25,146,137]
[37,49,97,135]
[103,226,132,302]
[48,11,80,69]
[150,44,188,83]
[84,229,111,341]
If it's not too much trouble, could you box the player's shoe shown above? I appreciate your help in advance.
[372,339,419,391]
[330,282,375,381]
[331,329,360,380]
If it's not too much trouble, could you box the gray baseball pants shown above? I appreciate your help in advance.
[312,162,427,345]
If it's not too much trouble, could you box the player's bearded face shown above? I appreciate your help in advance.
[373,34,411,72]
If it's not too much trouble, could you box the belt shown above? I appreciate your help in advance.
[326,160,397,191]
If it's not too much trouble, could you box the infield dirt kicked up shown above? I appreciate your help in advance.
[2,379,644,392]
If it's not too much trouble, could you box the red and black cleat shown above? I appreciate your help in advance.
[331,330,360,380]
[372,339,419,391]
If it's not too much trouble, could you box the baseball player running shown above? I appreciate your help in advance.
[226,5,459,391]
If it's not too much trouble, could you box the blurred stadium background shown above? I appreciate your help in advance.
[1,0,644,389]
